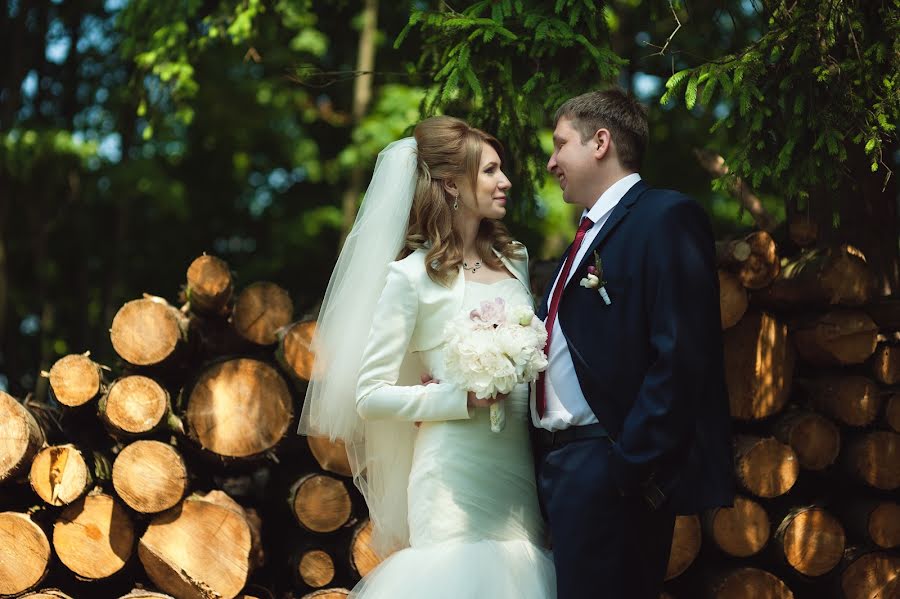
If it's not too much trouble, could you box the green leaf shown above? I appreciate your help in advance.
[685,75,699,110]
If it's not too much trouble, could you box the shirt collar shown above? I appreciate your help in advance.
[582,173,642,225]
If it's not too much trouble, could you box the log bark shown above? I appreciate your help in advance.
[112,440,188,514]
[708,568,793,599]
[734,436,799,498]
[773,506,845,577]
[0,512,51,597]
[99,375,176,438]
[295,549,335,589]
[0,391,45,484]
[718,270,748,330]
[29,444,92,506]
[723,312,795,420]
[307,436,352,477]
[138,493,253,599]
[52,491,134,580]
[47,353,103,407]
[844,431,900,490]
[19,591,75,599]
[838,548,900,599]
[290,473,353,534]
[738,231,780,290]
[772,409,840,470]
[871,342,900,385]
[232,282,293,346]
[886,392,900,434]
[185,254,233,316]
[185,358,293,459]
[277,320,316,381]
[665,515,701,581]
[753,245,876,308]
[803,376,883,428]
[792,310,879,366]
[110,297,188,367]
[716,239,752,267]
[703,495,770,558]
[350,518,386,578]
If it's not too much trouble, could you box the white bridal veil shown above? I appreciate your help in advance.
[298,137,419,555]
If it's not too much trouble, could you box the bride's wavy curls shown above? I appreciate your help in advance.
[403,116,523,285]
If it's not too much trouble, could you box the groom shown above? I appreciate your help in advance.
[533,88,734,598]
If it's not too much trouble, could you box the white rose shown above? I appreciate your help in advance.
[509,304,535,326]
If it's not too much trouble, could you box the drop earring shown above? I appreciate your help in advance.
[452,193,459,211]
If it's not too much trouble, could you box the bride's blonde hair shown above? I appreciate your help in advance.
[404,116,523,285]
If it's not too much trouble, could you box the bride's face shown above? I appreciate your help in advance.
[457,142,511,220]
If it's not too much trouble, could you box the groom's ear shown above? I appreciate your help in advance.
[593,129,612,160]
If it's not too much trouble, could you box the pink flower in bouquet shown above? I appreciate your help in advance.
[469,297,506,328]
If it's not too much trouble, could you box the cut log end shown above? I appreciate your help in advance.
[840,551,900,599]
[112,440,188,513]
[706,496,770,557]
[111,298,185,366]
[0,512,51,596]
[872,343,900,386]
[665,515,701,580]
[776,507,845,577]
[281,320,316,381]
[350,519,387,578]
[718,270,748,330]
[307,436,352,477]
[101,375,169,435]
[186,255,233,315]
[869,502,900,549]
[773,410,841,471]
[793,310,879,367]
[48,354,101,407]
[232,282,294,345]
[735,436,799,498]
[298,549,335,588]
[846,431,900,490]
[711,568,793,599]
[0,391,45,484]
[29,444,92,506]
[53,493,134,580]
[806,375,883,428]
[738,231,780,290]
[291,474,352,534]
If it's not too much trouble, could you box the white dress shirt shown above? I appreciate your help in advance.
[531,173,642,431]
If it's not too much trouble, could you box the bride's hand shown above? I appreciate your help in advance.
[467,391,507,408]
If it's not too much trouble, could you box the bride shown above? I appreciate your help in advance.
[299,115,555,597]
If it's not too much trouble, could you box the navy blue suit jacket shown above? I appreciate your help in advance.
[538,180,735,513]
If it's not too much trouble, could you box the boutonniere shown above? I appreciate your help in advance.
[579,251,612,305]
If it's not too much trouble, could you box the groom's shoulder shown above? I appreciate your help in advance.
[639,187,706,219]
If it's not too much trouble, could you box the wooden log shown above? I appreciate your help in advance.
[838,548,900,599]
[0,512,51,597]
[703,495,770,558]
[47,353,103,407]
[737,231,780,290]
[110,296,188,367]
[665,515,701,581]
[886,392,900,434]
[295,549,335,588]
[709,568,794,599]
[753,245,876,308]
[350,518,387,578]
[186,254,233,316]
[300,590,350,599]
[19,590,76,599]
[308,436,352,477]
[718,270,748,330]
[232,282,293,346]
[841,500,900,550]
[196,490,265,572]
[788,213,818,247]
[138,493,253,599]
[871,343,900,385]
[290,473,353,534]
[792,310,879,366]
[716,239,752,267]
[0,391,45,484]
[99,375,177,438]
[735,436,799,498]
[185,358,293,459]
[723,312,795,420]
[53,491,135,581]
[844,431,900,490]
[773,506,845,577]
[865,297,900,332]
[772,409,840,470]
[112,440,188,514]
[117,590,175,599]
[277,320,316,381]
[803,376,883,428]
[29,444,92,506]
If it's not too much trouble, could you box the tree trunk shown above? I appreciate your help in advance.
[871,342,900,385]
[138,493,253,599]
[734,436,799,498]
[47,353,104,407]
[277,320,316,382]
[802,376,883,428]
[772,506,845,577]
[0,512,51,597]
[708,568,793,599]
[232,282,294,346]
[185,254,233,316]
[110,297,188,367]
[844,431,900,490]
[289,473,353,534]
[772,409,840,470]
[99,375,177,438]
[52,491,135,581]
[0,391,45,484]
[307,435,352,478]
[792,310,879,366]
[723,312,795,420]
[718,270,748,330]
[185,358,293,459]
[703,495,770,558]
[665,515,701,581]
[112,440,188,514]
[29,444,93,506]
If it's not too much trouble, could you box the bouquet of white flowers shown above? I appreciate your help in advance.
[443,297,549,432]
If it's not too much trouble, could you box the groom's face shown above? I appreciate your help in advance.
[548,117,598,208]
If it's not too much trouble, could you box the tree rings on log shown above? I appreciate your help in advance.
[773,410,840,470]
[110,298,187,367]
[773,507,845,576]
[279,320,316,381]
[735,436,799,498]
[0,391,45,484]
[290,474,352,534]
[0,512,51,597]
[48,353,103,407]
[112,440,188,513]
[232,282,293,345]
[307,436,352,477]
[53,492,134,580]
[186,254,233,316]
[704,496,770,558]
[29,444,92,506]
[100,375,169,437]
[665,515,701,581]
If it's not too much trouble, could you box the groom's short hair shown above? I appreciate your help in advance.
[554,89,648,171]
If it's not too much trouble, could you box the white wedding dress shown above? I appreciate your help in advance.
[350,277,556,598]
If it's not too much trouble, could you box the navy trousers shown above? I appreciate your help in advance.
[538,438,675,599]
